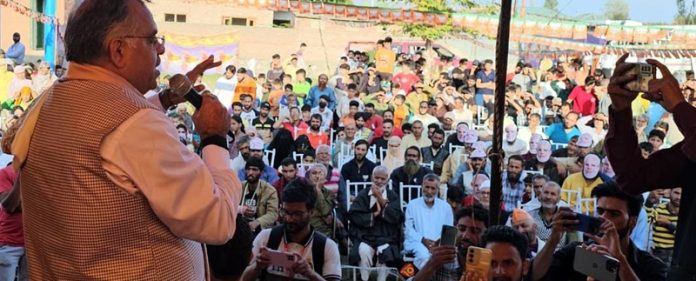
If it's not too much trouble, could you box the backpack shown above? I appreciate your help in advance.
[265,225,327,276]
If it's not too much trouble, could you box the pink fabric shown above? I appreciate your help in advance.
[568,85,597,116]
[0,166,21,246]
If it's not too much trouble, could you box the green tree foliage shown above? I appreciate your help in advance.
[401,0,477,41]
[604,0,630,20]
[544,0,558,12]
[675,0,696,24]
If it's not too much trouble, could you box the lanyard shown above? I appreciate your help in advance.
[241,182,259,206]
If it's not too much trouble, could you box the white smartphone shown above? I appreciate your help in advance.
[267,249,296,269]
[573,245,619,281]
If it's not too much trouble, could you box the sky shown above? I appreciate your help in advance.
[527,0,679,24]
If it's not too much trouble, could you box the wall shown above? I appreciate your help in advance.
[0,0,70,59]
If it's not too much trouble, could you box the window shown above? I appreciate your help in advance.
[165,13,186,23]
[223,17,249,26]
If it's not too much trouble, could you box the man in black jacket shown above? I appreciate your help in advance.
[348,166,404,281]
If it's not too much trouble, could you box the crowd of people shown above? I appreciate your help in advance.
[1,1,696,280]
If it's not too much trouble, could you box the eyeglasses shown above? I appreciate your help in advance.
[279,208,307,219]
[122,35,165,46]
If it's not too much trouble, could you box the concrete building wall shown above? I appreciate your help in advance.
[1,0,71,58]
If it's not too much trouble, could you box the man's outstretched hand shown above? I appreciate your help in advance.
[607,53,638,111]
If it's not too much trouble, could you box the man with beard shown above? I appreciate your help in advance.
[239,94,258,127]
[561,154,603,214]
[526,182,577,248]
[551,135,579,158]
[403,174,454,270]
[509,208,545,258]
[502,155,526,212]
[421,128,449,175]
[234,68,257,103]
[442,126,478,185]
[401,120,432,151]
[410,101,439,128]
[524,140,566,184]
[389,146,434,200]
[6,32,25,65]
[231,135,252,171]
[520,133,542,162]
[648,187,680,264]
[354,113,373,141]
[242,181,342,281]
[364,104,384,139]
[273,106,308,139]
[545,111,581,144]
[240,157,279,233]
[411,206,488,281]
[502,124,528,163]
[272,158,299,198]
[531,182,667,281]
[556,133,594,174]
[348,166,404,281]
[371,119,394,162]
[475,226,530,281]
[253,102,275,144]
[310,95,333,132]
[307,114,329,149]
[339,140,377,217]
[305,74,336,110]
[518,114,547,145]
[236,138,279,184]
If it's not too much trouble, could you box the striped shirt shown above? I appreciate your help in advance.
[649,203,678,249]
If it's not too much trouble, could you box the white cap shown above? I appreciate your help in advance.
[576,133,593,148]
[470,148,486,159]
[479,180,491,190]
[250,137,265,150]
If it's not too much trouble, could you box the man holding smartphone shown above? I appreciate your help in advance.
[606,53,696,281]
[530,182,667,281]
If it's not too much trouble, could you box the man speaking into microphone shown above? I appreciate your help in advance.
[5,0,242,280]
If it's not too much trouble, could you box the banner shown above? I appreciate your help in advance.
[160,33,240,75]
[43,0,57,68]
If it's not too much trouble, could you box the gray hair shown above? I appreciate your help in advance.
[236,135,251,148]
[307,163,327,176]
[422,173,441,185]
[316,144,331,154]
[65,0,149,64]
[543,181,561,193]
[372,165,389,177]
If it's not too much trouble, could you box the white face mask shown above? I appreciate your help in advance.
[505,129,518,142]
[582,155,601,179]
[178,133,187,140]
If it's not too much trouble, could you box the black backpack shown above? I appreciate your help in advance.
[265,225,328,276]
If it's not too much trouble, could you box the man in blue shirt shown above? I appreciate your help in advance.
[305,74,336,110]
[6,33,24,65]
[475,59,495,106]
[545,111,581,144]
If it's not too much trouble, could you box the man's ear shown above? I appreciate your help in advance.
[107,39,128,69]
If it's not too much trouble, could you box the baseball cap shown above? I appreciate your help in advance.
[470,149,486,159]
[13,65,25,73]
[552,97,562,106]
[260,102,271,109]
[444,111,455,121]
[250,137,265,150]
[576,133,593,148]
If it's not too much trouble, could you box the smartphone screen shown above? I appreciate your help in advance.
[574,213,602,235]
[440,225,458,246]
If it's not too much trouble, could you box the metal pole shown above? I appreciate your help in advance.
[489,0,513,226]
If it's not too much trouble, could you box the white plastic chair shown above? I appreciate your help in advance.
[421,161,434,170]
[550,142,568,151]
[579,197,597,215]
[449,144,464,155]
[264,148,276,168]
[345,180,372,212]
[444,130,455,139]
[293,152,304,165]
[560,189,582,212]
[399,182,422,211]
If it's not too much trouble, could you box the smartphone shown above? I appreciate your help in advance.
[573,245,619,281]
[564,212,602,235]
[465,246,492,280]
[624,63,656,93]
[266,249,296,269]
[440,225,458,246]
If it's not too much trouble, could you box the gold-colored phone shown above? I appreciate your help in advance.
[464,246,492,280]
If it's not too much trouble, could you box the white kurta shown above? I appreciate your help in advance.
[404,197,453,269]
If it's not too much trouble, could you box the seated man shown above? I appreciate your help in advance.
[242,181,342,281]
[457,148,488,194]
[240,157,280,233]
[526,181,577,248]
[531,182,668,281]
[403,174,454,269]
[348,166,404,281]
[561,153,604,214]
[509,208,545,258]
[412,206,489,281]
[237,138,279,184]
[389,146,434,201]
[523,140,566,184]
[306,164,339,238]
[272,157,299,197]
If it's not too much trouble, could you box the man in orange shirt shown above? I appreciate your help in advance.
[307,114,330,148]
[375,37,396,80]
[267,79,284,118]
[233,68,257,103]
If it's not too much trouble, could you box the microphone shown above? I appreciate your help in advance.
[168,74,235,141]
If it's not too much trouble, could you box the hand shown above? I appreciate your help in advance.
[550,207,578,240]
[428,245,456,267]
[186,55,222,85]
[249,220,261,231]
[244,207,257,217]
[655,218,671,227]
[255,247,272,271]
[607,53,639,111]
[585,219,624,260]
[193,93,230,139]
[644,59,684,112]
[290,253,317,279]
[422,238,437,249]
[462,271,486,281]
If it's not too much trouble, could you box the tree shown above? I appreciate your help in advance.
[675,0,696,24]
[544,0,558,12]
[604,0,629,20]
[401,0,478,83]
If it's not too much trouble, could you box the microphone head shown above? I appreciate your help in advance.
[169,74,192,98]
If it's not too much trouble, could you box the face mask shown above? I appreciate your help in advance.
[582,156,601,180]
[319,101,327,108]
[505,130,518,142]
[536,151,550,163]
[178,133,186,140]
